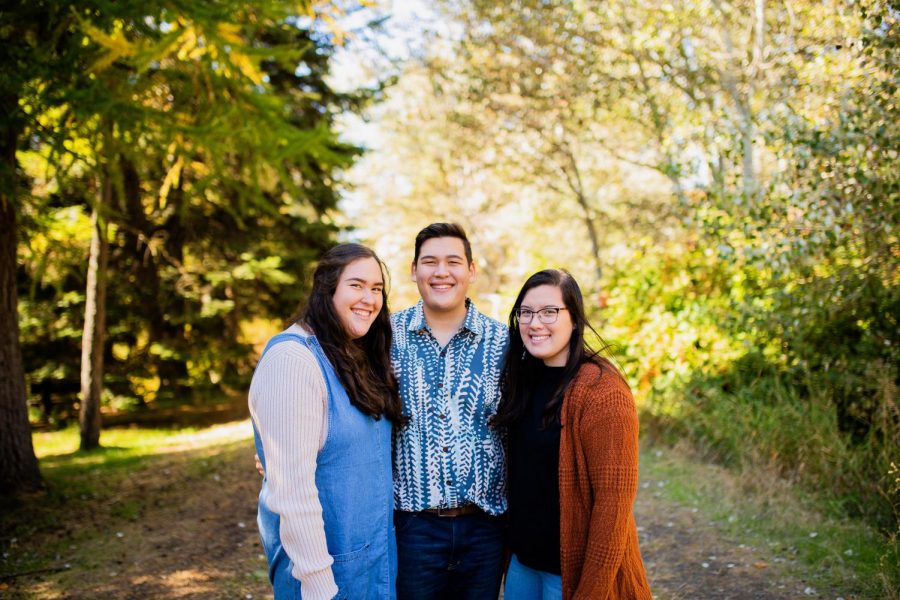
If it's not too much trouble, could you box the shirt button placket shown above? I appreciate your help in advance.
[435,345,451,504]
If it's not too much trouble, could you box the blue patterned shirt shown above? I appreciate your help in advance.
[391,299,509,515]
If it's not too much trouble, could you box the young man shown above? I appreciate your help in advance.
[391,223,509,599]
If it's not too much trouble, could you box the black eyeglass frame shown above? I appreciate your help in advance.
[515,307,569,324]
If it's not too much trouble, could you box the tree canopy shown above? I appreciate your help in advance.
[2,0,371,488]
[345,0,898,533]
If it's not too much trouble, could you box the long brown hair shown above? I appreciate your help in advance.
[494,269,621,428]
[292,243,401,421]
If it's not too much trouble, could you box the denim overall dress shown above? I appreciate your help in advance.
[252,333,397,599]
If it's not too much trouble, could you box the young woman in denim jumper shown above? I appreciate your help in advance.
[249,244,402,600]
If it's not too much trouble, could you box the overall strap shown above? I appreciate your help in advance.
[254,333,324,474]
[254,332,339,450]
[259,332,312,359]
[260,333,336,395]
[253,335,311,474]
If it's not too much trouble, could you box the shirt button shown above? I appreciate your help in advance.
[437,383,443,389]
[442,446,449,452]
[445,479,452,484]
[438,413,446,419]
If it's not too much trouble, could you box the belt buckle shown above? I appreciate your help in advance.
[435,506,453,518]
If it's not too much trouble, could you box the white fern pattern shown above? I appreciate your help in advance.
[390,300,509,515]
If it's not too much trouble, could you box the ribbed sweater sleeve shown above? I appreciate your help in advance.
[249,339,337,600]
[573,378,640,599]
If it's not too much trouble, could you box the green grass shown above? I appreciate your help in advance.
[640,443,899,599]
[33,423,243,458]
[6,421,896,597]
[1,422,254,585]
[26,423,253,483]
[638,353,899,597]
[649,362,899,530]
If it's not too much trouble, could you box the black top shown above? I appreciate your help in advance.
[507,363,565,575]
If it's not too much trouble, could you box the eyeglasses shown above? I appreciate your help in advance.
[515,307,568,324]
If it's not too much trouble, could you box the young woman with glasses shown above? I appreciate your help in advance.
[495,269,652,600]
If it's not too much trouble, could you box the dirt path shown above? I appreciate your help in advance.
[634,471,819,599]
[3,426,840,599]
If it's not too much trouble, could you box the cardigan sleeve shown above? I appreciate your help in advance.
[572,378,641,599]
[249,340,338,600]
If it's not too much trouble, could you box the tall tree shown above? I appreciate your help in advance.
[61,2,342,447]
[4,1,365,466]
[0,0,86,492]
[0,141,42,493]
[78,153,111,449]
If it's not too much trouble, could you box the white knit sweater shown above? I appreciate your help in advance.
[248,324,337,600]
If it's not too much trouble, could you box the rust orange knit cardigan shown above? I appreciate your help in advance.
[559,360,652,599]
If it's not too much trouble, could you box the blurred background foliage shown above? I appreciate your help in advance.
[7,0,898,575]
[11,0,366,430]
[344,0,898,547]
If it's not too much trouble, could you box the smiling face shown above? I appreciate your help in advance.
[411,236,476,317]
[519,284,573,367]
[332,257,385,339]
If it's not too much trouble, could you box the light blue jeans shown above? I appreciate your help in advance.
[503,554,562,600]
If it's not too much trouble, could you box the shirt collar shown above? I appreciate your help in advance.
[407,299,484,341]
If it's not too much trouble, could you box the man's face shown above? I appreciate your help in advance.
[412,237,476,314]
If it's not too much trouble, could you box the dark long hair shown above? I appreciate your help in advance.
[494,269,620,428]
[291,243,401,421]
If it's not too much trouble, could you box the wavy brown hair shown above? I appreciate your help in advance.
[291,243,401,421]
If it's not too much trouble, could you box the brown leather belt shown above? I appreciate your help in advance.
[421,504,481,518]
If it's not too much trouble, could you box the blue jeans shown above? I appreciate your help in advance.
[395,510,505,600]
[503,554,562,600]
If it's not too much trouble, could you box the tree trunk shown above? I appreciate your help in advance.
[120,158,152,409]
[157,177,189,400]
[0,95,43,493]
[741,119,756,201]
[559,146,603,284]
[574,189,603,284]
[79,183,110,450]
[713,4,758,202]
